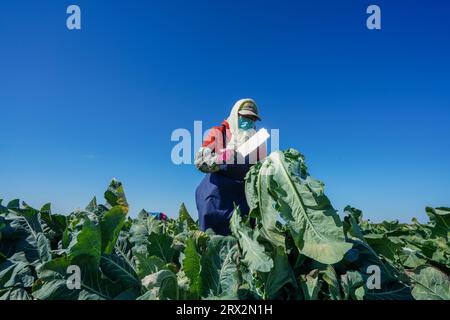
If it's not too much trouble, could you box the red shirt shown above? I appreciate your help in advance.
[202,120,232,151]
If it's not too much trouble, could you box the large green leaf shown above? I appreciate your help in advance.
[67,218,101,270]
[245,161,286,250]
[100,206,126,254]
[147,232,176,263]
[129,214,169,260]
[39,203,67,240]
[183,238,202,297]
[217,244,240,296]
[246,149,352,264]
[263,247,298,299]
[230,208,273,273]
[364,234,403,263]
[32,257,126,300]
[410,266,450,300]
[0,253,35,291]
[178,203,195,227]
[199,235,239,297]
[134,253,165,279]
[100,253,140,289]
[3,203,49,264]
[426,207,450,240]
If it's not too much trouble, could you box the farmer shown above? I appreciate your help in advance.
[195,98,266,235]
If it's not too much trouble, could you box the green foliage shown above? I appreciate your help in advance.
[245,149,352,265]
[410,266,450,300]
[183,238,202,298]
[1,149,449,300]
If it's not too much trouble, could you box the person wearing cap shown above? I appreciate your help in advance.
[194,99,267,235]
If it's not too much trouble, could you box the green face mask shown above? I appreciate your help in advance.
[238,116,255,130]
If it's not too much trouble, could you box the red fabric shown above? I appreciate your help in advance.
[202,120,231,151]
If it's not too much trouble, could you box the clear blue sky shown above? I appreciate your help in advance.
[0,0,449,222]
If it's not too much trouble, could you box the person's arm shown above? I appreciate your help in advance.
[195,146,220,173]
[194,126,227,173]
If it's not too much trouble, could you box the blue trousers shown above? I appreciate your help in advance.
[196,163,250,236]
